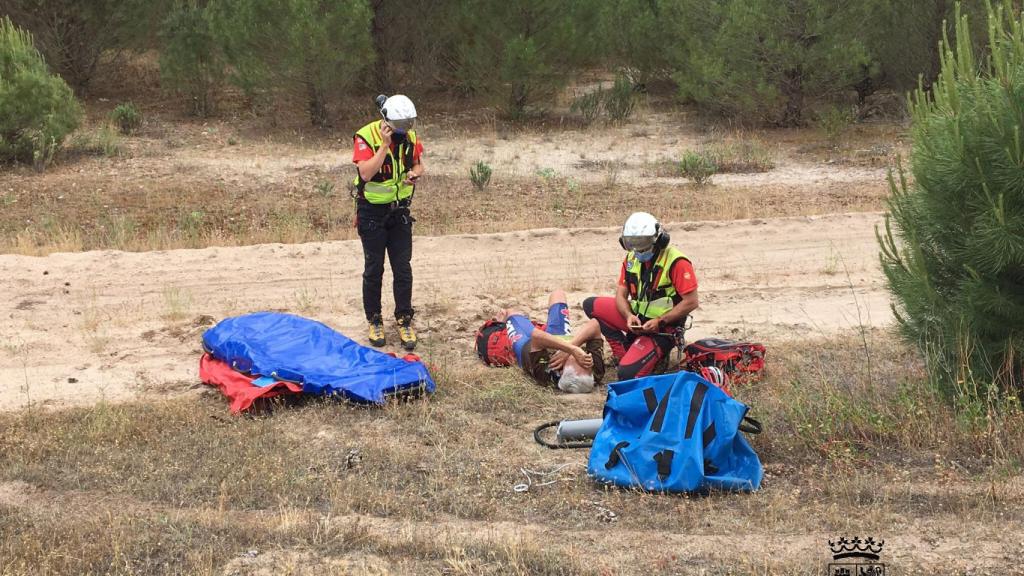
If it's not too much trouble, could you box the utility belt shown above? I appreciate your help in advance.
[355,197,415,229]
[356,197,412,212]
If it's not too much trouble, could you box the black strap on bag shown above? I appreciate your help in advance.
[604,441,631,469]
[702,421,717,448]
[739,416,763,435]
[654,449,674,480]
[683,381,709,439]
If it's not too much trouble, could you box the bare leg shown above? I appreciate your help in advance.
[569,318,601,346]
[548,289,567,306]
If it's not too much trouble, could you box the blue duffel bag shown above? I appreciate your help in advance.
[588,371,763,493]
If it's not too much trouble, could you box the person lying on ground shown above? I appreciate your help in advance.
[583,211,699,381]
[475,290,606,393]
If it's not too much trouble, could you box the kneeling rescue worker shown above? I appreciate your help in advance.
[352,94,424,351]
[583,211,699,380]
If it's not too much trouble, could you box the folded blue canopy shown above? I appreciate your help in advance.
[202,312,435,404]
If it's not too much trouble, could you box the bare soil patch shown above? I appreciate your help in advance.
[0,212,888,411]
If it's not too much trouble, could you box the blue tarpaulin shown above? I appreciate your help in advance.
[202,312,435,404]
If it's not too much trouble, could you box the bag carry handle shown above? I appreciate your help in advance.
[739,416,763,435]
[604,441,630,469]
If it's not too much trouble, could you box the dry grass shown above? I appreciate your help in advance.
[1,333,1022,574]
[0,168,888,256]
[0,109,894,257]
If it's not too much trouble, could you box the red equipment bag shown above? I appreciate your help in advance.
[475,318,545,367]
[684,338,766,382]
[475,319,516,366]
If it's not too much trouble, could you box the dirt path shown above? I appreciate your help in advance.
[0,212,889,411]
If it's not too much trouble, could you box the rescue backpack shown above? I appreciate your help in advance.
[474,319,543,367]
[588,371,763,493]
[684,338,766,382]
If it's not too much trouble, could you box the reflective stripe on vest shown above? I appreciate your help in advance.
[624,246,688,320]
[352,120,418,204]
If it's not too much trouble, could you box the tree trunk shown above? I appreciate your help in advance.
[370,0,391,92]
[781,67,804,127]
[306,76,328,127]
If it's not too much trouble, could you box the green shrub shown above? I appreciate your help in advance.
[469,161,492,191]
[0,17,82,166]
[603,73,636,122]
[97,124,121,157]
[706,138,775,173]
[679,151,718,186]
[110,102,142,135]
[314,180,335,199]
[570,90,603,125]
[816,105,855,146]
[879,3,1024,396]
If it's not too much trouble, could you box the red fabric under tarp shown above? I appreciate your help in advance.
[199,353,302,413]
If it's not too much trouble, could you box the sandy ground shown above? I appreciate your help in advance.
[0,211,888,411]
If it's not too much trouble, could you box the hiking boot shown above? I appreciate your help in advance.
[367,315,386,347]
[396,315,417,351]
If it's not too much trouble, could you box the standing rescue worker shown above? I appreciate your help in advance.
[352,94,424,350]
[583,212,699,380]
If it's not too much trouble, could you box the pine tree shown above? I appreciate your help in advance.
[159,1,225,117]
[672,0,871,126]
[2,0,161,93]
[448,0,596,119]
[207,0,374,126]
[0,16,82,164]
[879,2,1024,395]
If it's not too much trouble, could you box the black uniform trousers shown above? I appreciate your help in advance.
[357,200,414,322]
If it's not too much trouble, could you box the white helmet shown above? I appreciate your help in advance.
[380,94,417,133]
[620,211,662,252]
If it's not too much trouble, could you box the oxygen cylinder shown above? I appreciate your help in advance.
[555,418,603,442]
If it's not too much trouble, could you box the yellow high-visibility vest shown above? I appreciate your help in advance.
[353,120,418,204]
[623,246,689,320]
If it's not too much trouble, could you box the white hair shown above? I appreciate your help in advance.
[557,364,595,394]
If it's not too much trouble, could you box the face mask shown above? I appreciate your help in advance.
[635,249,655,263]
